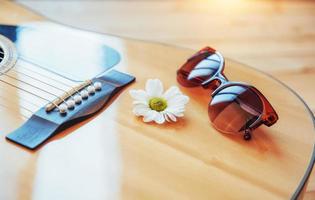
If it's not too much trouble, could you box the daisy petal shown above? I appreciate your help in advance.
[132,100,148,105]
[133,103,149,108]
[168,95,189,106]
[166,112,177,122]
[129,89,148,101]
[173,112,184,117]
[154,113,165,124]
[165,107,185,117]
[133,105,150,116]
[145,79,164,97]
[163,86,181,100]
[163,113,170,122]
[143,110,158,123]
[166,106,185,113]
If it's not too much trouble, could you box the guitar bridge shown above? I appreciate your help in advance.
[6,70,135,150]
[45,79,102,114]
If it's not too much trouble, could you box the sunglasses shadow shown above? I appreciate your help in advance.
[179,86,282,156]
[221,128,282,156]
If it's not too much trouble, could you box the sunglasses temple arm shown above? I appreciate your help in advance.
[249,117,264,130]
[250,87,279,126]
[244,118,265,140]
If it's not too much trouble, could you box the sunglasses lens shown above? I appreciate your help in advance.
[177,50,223,87]
[208,86,263,134]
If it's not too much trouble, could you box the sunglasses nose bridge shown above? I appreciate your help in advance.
[201,73,228,88]
[202,73,228,91]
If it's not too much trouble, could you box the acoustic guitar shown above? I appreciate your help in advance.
[0,1,314,200]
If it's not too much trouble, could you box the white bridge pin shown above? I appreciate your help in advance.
[58,104,68,114]
[93,82,102,91]
[74,95,82,104]
[80,90,89,99]
[67,99,75,109]
[87,85,96,95]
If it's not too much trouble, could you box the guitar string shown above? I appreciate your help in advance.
[0,78,49,115]
[0,77,67,116]
[0,69,64,114]
[17,55,87,90]
[15,63,85,95]
[0,85,42,108]
[15,63,93,96]
[0,91,33,118]
[9,68,82,105]
[0,76,69,113]
[0,93,35,114]
[9,54,82,99]
[0,66,79,111]
[0,58,83,118]
[13,66,75,88]
[0,78,51,102]
[0,56,86,112]
[1,48,80,114]
[0,103,29,120]
[12,66,84,101]
[0,67,88,114]
[19,56,82,82]
[0,72,65,99]
[10,69,72,93]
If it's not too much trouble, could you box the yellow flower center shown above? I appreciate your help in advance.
[149,97,167,112]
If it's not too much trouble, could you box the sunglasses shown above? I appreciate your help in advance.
[177,47,278,140]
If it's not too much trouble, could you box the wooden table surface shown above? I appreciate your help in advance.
[12,0,315,199]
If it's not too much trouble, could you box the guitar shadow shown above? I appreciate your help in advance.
[7,86,129,152]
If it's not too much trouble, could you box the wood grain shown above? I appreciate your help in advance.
[0,0,314,199]
[15,1,315,198]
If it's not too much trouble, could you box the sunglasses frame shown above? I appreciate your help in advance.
[178,47,279,140]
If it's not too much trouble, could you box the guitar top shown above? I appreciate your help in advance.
[0,1,314,200]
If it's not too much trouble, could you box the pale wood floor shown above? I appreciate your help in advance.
[14,0,315,199]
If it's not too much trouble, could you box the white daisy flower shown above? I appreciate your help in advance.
[129,79,189,124]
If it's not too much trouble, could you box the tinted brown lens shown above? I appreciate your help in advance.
[208,86,263,134]
[177,51,222,87]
